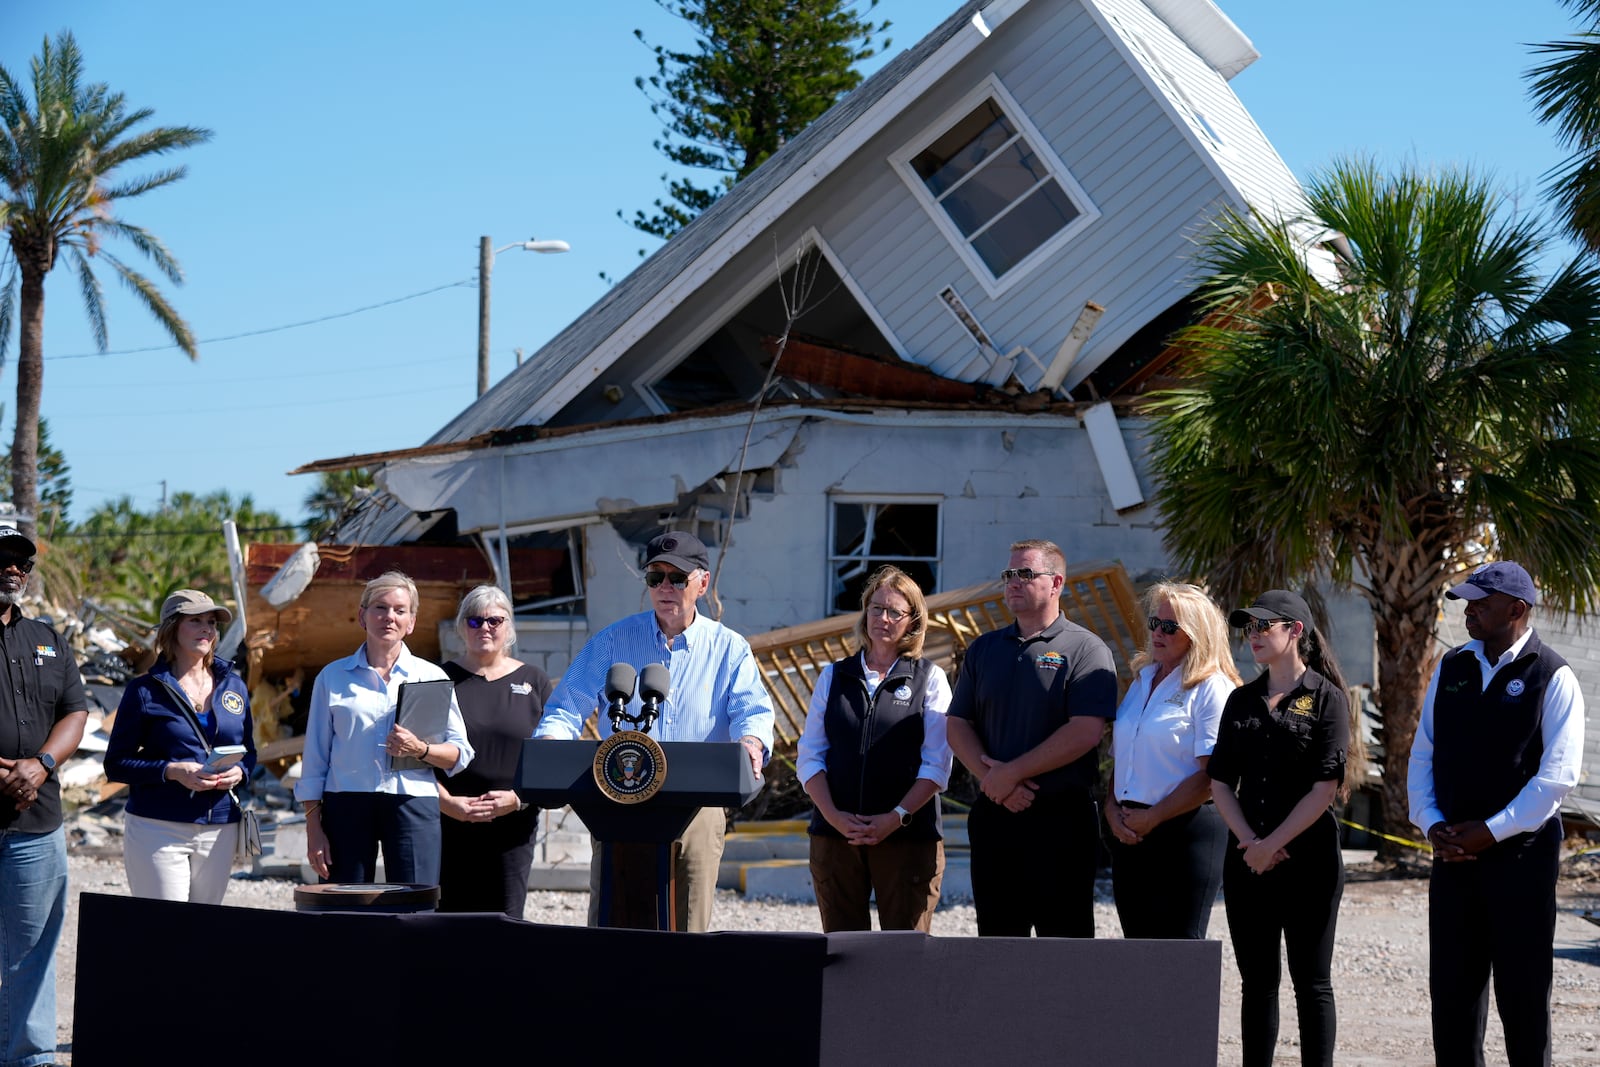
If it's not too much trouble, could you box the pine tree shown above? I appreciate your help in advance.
[625,0,890,247]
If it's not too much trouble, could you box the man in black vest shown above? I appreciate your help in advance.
[1408,561,1585,1066]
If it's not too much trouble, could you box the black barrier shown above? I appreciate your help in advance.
[73,893,1220,1066]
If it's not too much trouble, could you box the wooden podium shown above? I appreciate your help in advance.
[517,739,763,930]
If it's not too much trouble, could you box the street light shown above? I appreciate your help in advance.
[478,235,570,396]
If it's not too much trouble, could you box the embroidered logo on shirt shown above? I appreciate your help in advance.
[219,691,245,715]
[893,684,913,701]
[1035,652,1064,670]
[510,682,533,696]
[1504,679,1526,697]
[1288,694,1314,716]
[34,645,56,658]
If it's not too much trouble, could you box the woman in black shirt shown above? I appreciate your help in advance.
[437,585,552,916]
[1209,589,1349,1067]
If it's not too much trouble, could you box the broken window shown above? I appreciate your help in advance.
[898,85,1095,288]
[507,527,585,618]
[828,498,941,614]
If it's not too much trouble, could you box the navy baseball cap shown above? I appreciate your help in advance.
[1228,589,1313,629]
[1445,561,1538,605]
[644,530,710,574]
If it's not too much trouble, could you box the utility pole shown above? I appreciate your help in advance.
[477,235,493,397]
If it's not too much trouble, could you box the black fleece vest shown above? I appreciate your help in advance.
[808,655,942,841]
[1432,631,1565,825]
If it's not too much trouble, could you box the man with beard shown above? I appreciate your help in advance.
[0,526,88,1066]
[1408,561,1585,1066]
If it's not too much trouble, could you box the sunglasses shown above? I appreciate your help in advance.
[1240,618,1292,636]
[1147,616,1182,636]
[0,556,34,574]
[1000,568,1056,583]
[467,615,508,630]
[644,570,693,588]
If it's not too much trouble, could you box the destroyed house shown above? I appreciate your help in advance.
[300,0,1316,678]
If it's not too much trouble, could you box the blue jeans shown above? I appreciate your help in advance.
[0,826,67,1067]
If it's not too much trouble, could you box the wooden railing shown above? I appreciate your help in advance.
[747,559,1143,752]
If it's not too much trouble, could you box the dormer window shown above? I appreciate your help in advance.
[896,79,1098,294]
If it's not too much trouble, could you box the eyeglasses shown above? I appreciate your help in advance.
[0,556,34,574]
[644,570,693,588]
[1147,616,1182,636]
[467,615,508,630]
[1000,568,1056,583]
[867,603,909,622]
[1240,618,1291,635]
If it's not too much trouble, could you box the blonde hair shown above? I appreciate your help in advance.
[360,570,419,613]
[852,565,929,659]
[1129,582,1241,690]
[455,584,516,649]
[1009,538,1065,574]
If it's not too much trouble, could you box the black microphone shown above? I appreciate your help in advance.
[638,663,670,730]
[604,662,637,727]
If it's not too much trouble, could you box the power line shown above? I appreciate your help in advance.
[55,524,306,539]
[48,280,473,360]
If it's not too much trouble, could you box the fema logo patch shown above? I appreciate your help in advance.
[219,691,245,715]
[509,682,533,696]
[893,684,913,701]
[1035,652,1064,671]
[1505,679,1526,698]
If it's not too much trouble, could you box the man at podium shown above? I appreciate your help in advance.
[534,530,774,931]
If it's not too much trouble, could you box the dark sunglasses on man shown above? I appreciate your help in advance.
[644,570,693,588]
[1000,567,1055,583]
[0,555,34,574]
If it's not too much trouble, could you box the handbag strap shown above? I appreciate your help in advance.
[154,674,244,811]
[153,675,213,755]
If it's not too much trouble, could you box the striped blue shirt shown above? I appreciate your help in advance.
[535,610,774,758]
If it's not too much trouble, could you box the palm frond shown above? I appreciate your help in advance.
[68,248,107,351]
[99,251,197,358]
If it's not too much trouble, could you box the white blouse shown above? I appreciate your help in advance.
[1111,665,1234,806]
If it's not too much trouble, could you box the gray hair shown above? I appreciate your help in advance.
[454,584,516,648]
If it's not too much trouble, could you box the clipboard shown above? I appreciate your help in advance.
[391,678,453,771]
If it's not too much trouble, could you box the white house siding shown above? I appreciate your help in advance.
[825,0,1241,387]
[1094,0,1309,229]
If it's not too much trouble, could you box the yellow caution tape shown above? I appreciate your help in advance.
[1335,816,1432,853]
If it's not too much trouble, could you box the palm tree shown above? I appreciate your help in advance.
[1146,158,1600,855]
[1529,0,1600,250]
[0,31,211,540]
[302,467,375,541]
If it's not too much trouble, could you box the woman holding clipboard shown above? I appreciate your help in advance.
[106,590,257,903]
[295,571,474,884]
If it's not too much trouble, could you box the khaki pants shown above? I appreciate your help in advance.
[587,805,726,932]
[809,834,944,932]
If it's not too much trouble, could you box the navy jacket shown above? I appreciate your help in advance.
[105,657,256,824]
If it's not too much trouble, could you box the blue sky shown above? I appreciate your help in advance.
[0,0,1583,528]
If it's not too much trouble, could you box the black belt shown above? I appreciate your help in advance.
[1119,800,1152,810]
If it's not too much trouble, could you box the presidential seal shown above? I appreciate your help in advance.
[594,730,667,804]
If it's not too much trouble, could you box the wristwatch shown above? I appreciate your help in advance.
[34,751,56,775]
[893,804,912,827]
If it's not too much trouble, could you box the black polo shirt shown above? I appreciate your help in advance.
[948,614,1117,794]
[0,608,88,833]
[1207,667,1348,839]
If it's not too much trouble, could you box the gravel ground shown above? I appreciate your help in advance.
[52,853,1600,1065]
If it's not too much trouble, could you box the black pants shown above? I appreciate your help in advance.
[1110,803,1226,939]
[1429,817,1559,1067]
[321,792,441,885]
[968,791,1097,938]
[1222,810,1343,1067]
[438,807,539,918]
